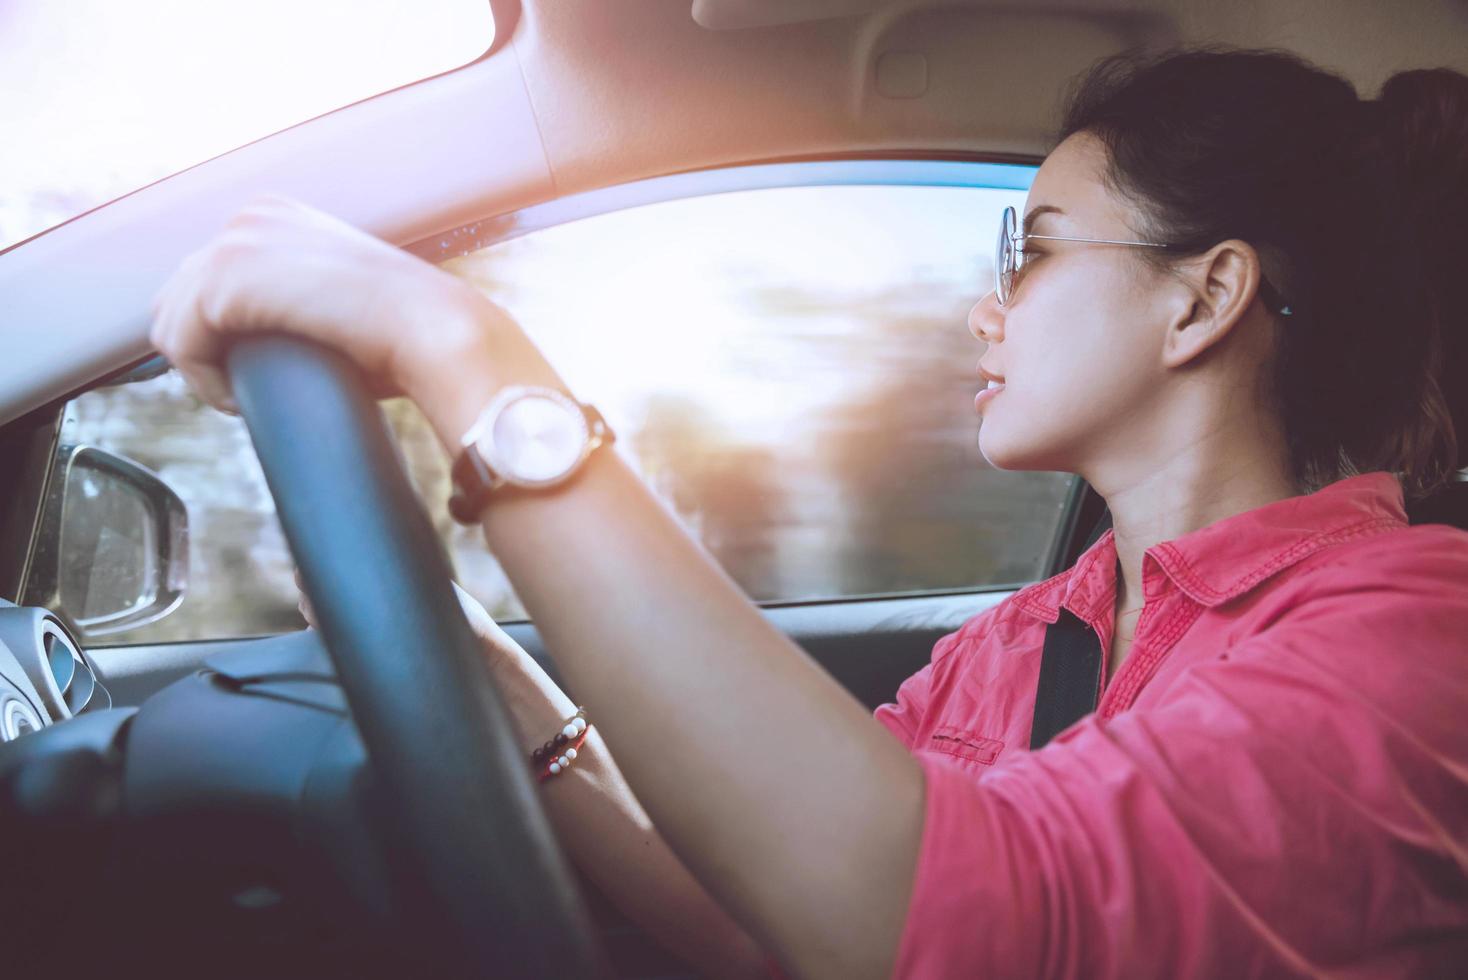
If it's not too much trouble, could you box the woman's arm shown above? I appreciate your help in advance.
[491,627,777,980]
[419,331,925,979]
[300,577,774,978]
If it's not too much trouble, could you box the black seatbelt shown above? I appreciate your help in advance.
[1029,504,1112,750]
[1028,607,1104,750]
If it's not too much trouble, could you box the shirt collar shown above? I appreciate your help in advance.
[1012,471,1409,623]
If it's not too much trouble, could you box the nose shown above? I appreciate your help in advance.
[969,289,1004,344]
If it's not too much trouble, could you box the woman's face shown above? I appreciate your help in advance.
[969,131,1178,475]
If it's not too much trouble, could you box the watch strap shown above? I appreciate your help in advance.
[448,442,506,524]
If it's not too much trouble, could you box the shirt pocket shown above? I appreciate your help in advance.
[928,725,1005,766]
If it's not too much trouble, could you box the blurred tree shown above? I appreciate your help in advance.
[742,274,1071,596]
[632,393,787,600]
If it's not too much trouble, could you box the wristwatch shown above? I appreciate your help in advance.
[447,385,616,525]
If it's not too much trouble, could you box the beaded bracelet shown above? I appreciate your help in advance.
[536,729,589,783]
[534,721,588,782]
[531,707,590,782]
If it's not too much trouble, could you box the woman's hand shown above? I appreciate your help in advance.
[148,194,562,450]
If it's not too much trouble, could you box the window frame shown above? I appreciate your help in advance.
[408,156,1038,261]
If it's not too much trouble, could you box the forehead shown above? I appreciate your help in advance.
[1024,131,1125,234]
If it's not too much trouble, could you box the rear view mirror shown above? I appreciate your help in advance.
[22,446,189,638]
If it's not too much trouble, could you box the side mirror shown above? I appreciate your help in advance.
[23,446,189,638]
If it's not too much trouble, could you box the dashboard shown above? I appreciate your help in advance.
[0,599,419,974]
[0,598,113,741]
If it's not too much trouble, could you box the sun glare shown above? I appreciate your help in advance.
[0,0,494,250]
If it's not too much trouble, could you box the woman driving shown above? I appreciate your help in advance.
[150,46,1468,979]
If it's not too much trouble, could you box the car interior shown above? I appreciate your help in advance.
[2,1,1466,976]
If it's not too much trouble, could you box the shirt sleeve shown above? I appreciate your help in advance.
[890,549,1468,978]
[873,625,969,749]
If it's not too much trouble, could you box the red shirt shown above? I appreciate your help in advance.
[873,471,1468,978]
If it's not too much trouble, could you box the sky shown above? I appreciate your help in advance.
[0,0,495,250]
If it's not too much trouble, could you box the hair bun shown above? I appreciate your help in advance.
[1375,68,1468,223]
[1376,68,1468,471]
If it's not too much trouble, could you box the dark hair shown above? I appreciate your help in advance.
[1058,47,1468,501]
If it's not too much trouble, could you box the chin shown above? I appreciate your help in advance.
[977,424,1025,470]
[977,418,1066,472]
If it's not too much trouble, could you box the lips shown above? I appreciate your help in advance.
[974,382,1005,411]
[975,361,1006,411]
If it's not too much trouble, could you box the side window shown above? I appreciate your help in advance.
[26,375,449,646]
[29,170,1076,646]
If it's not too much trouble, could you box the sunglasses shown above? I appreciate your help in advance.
[994,205,1293,316]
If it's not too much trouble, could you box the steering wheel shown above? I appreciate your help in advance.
[227,336,609,977]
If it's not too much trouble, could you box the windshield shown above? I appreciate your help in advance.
[0,0,495,250]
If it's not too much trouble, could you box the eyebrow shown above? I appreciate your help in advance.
[1022,205,1064,236]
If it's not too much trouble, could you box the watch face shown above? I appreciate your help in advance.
[480,391,588,486]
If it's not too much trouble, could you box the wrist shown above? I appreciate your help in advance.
[499,646,578,725]
[399,285,566,454]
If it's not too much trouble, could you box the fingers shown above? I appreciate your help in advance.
[147,193,501,424]
[298,594,316,629]
[150,247,239,414]
[294,567,317,629]
[148,196,311,416]
[150,199,362,414]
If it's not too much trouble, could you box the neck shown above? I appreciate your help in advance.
[1088,417,1299,616]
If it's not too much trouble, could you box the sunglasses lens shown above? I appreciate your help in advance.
[995,208,1014,305]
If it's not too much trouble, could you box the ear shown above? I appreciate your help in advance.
[1159,240,1263,369]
